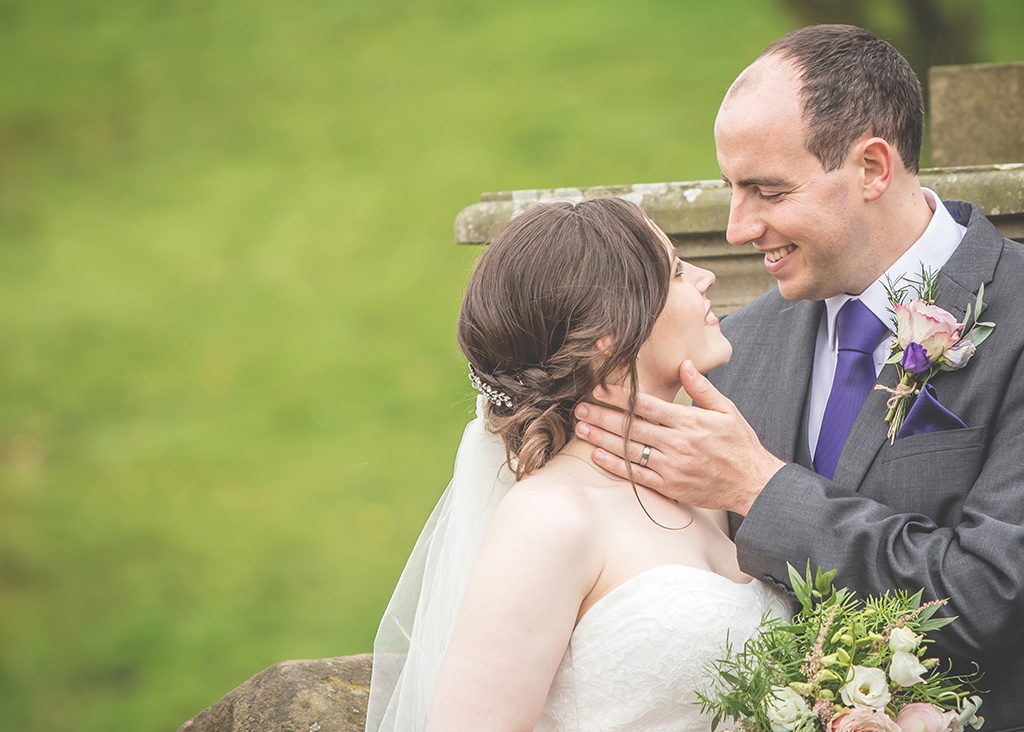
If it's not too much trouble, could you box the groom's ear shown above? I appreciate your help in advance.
[857,136,895,202]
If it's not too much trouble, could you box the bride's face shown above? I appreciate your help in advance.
[638,230,732,393]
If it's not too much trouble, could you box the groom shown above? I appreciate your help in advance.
[574,25,1024,731]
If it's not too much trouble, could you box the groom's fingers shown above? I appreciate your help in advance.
[679,360,736,415]
[573,419,658,464]
[590,384,682,427]
[574,402,672,448]
[590,448,663,491]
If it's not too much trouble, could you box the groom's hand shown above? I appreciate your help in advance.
[573,360,784,515]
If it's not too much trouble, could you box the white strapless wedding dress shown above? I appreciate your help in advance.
[535,564,790,732]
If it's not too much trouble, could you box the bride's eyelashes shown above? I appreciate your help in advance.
[675,259,687,278]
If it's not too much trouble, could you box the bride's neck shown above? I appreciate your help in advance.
[557,438,624,482]
[636,372,682,405]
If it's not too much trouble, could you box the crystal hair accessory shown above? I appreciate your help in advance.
[468,363,513,408]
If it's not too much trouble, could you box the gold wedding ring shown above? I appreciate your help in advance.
[638,444,652,468]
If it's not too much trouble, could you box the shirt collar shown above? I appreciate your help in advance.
[823,188,967,350]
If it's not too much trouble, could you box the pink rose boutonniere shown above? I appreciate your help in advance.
[878,268,995,442]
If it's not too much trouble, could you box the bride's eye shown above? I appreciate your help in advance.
[675,260,687,278]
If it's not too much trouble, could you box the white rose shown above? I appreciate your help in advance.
[888,627,922,654]
[766,685,813,732]
[840,666,892,710]
[889,650,928,687]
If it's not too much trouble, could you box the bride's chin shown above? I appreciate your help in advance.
[705,335,734,371]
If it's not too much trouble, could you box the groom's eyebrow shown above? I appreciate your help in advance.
[721,174,793,189]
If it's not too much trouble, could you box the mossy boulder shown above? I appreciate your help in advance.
[178,654,372,732]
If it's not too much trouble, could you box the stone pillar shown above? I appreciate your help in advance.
[930,62,1024,167]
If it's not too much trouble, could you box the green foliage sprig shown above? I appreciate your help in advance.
[698,563,982,732]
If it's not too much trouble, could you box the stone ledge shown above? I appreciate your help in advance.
[454,164,1024,246]
[454,164,1024,314]
[178,654,372,732]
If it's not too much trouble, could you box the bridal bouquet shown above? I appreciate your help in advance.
[699,565,983,732]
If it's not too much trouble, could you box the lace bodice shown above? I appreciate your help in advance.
[535,565,790,731]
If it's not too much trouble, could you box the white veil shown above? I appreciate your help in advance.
[366,396,516,731]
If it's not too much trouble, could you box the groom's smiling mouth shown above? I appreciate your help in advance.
[763,244,796,264]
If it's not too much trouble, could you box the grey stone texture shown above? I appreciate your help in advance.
[454,164,1024,314]
[930,62,1024,167]
[178,654,372,732]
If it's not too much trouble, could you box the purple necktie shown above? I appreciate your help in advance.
[814,299,889,480]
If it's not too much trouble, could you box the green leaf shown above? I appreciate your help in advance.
[916,602,944,622]
[919,616,958,632]
[776,624,806,634]
[975,282,986,322]
[815,567,837,596]
[909,589,923,609]
[885,350,904,364]
[963,323,995,348]
[788,563,811,610]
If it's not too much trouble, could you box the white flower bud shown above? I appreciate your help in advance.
[888,626,922,653]
[889,650,928,687]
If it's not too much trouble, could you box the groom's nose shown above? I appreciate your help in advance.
[725,194,766,247]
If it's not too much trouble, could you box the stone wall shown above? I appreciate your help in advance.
[930,63,1024,167]
[454,164,1024,314]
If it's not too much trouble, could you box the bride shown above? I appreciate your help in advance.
[366,197,789,731]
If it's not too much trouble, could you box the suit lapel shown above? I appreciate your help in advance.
[934,201,999,320]
[831,202,1000,488]
[763,299,822,463]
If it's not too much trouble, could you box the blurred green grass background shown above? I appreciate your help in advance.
[1,1,1020,729]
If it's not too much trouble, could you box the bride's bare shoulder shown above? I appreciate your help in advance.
[486,464,599,558]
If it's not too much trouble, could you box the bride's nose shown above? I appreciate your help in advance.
[693,265,716,293]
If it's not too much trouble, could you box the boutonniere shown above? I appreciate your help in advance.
[876,267,995,443]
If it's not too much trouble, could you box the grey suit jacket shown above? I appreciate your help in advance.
[709,202,1024,731]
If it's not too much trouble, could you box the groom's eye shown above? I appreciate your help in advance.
[757,189,785,202]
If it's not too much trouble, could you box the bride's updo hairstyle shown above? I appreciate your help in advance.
[458,197,672,479]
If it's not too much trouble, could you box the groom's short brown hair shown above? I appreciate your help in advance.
[762,24,924,174]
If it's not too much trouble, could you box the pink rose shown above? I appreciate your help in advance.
[832,708,902,732]
[894,703,956,732]
[895,301,962,362]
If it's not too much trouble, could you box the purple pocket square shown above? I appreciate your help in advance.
[895,384,967,439]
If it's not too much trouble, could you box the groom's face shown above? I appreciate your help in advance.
[714,58,869,301]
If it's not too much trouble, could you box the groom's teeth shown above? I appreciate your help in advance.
[765,245,796,263]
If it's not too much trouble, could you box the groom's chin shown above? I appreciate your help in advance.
[774,280,806,301]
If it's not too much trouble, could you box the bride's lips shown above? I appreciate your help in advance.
[704,302,719,326]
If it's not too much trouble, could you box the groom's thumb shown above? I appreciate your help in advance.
[680,360,731,413]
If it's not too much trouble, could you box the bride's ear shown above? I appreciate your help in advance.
[596,334,616,356]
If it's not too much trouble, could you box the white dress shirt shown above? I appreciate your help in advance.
[806,189,967,459]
